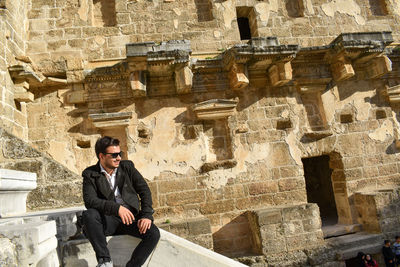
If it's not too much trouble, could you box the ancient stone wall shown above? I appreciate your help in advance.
[25,0,400,66]
[354,188,400,237]
[2,0,400,263]
[18,34,400,257]
[0,127,82,210]
[0,0,30,140]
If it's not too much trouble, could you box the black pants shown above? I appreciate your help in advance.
[82,209,160,267]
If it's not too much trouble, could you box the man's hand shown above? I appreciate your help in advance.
[137,218,152,234]
[118,206,135,225]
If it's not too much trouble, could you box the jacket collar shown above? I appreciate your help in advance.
[92,161,125,198]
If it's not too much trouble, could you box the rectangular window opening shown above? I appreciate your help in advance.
[93,0,116,27]
[195,0,214,22]
[369,0,389,16]
[236,7,258,41]
[285,0,305,17]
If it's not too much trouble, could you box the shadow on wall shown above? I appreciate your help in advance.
[194,0,214,22]
[212,213,260,258]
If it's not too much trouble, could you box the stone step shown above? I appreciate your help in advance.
[0,220,59,266]
[3,206,85,241]
[326,232,384,260]
[63,229,247,267]
[336,242,383,260]
[322,224,362,238]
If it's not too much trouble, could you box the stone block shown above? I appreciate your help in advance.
[278,178,299,192]
[29,19,52,31]
[158,178,197,194]
[175,65,193,94]
[166,190,205,206]
[248,181,278,195]
[31,0,56,9]
[200,200,235,214]
[187,217,211,236]
[27,41,48,53]
[65,90,86,104]
[331,59,355,81]
[365,56,392,79]
[256,209,282,226]
[229,64,249,91]
[130,71,147,97]
[0,220,59,266]
[0,168,36,191]
[0,238,17,266]
[14,91,34,102]
[268,62,293,87]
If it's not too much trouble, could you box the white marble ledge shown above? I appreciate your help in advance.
[0,168,37,191]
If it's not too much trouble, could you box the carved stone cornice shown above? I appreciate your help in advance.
[125,40,192,96]
[222,37,299,89]
[9,64,67,95]
[89,112,133,129]
[84,62,130,83]
[193,99,238,120]
[325,32,393,81]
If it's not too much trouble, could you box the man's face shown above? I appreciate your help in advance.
[99,145,121,170]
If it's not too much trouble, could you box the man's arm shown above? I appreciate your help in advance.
[128,162,154,221]
[82,170,120,216]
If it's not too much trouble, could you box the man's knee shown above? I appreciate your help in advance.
[82,208,101,224]
[146,224,160,243]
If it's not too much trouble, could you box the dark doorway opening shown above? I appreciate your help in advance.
[302,155,338,226]
[237,17,251,40]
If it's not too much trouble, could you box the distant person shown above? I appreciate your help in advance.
[394,236,400,266]
[383,240,395,267]
[82,136,160,267]
[357,252,366,267]
[364,254,379,267]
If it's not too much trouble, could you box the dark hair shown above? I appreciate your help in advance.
[385,239,391,244]
[396,236,400,239]
[95,136,120,159]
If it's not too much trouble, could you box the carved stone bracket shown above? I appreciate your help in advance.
[329,54,355,82]
[223,37,299,90]
[130,70,147,97]
[65,89,87,104]
[9,64,67,88]
[228,63,249,90]
[175,64,193,94]
[192,99,238,120]
[9,64,67,104]
[268,61,293,87]
[126,40,193,96]
[363,55,392,79]
[89,112,133,129]
[386,84,400,104]
[327,32,393,81]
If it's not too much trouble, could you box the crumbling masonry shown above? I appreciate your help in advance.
[1,0,400,266]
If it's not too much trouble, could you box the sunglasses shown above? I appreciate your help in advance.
[103,151,123,158]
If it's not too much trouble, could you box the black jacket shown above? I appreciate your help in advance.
[383,246,395,260]
[82,160,154,220]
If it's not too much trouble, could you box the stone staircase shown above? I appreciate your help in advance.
[1,207,246,267]
[326,232,384,260]
[322,223,362,238]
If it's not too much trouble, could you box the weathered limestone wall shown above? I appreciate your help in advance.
[22,63,400,254]
[0,0,29,140]
[26,0,400,66]
[26,88,99,173]
[354,188,400,237]
[18,36,400,256]
[246,204,324,266]
[0,127,82,210]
